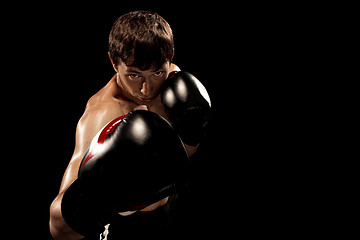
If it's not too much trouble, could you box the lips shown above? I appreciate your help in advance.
[138,97,154,102]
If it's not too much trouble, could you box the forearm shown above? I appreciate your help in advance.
[49,193,84,240]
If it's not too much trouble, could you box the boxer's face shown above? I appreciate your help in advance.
[115,60,171,105]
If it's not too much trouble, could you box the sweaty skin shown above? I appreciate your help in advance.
[49,62,198,240]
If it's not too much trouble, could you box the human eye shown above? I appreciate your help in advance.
[154,71,164,77]
[128,73,139,79]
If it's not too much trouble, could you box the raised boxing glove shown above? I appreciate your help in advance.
[61,110,190,237]
[161,71,211,146]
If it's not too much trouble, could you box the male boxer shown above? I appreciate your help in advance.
[49,11,210,240]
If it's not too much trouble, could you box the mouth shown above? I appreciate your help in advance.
[138,96,155,102]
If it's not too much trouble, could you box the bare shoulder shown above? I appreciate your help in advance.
[86,76,118,107]
[80,83,124,141]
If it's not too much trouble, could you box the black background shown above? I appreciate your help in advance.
[4,2,320,239]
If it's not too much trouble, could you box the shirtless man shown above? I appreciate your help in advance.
[49,11,210,240]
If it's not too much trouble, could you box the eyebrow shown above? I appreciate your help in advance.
[126,67,164,73]
[150,65,166,72]
[126,70,141,74]
[125,68,141,73]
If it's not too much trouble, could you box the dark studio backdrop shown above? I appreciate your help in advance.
[25,5,237,239]
[5,2,317,239]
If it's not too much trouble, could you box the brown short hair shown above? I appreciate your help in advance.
[109,11,174,70]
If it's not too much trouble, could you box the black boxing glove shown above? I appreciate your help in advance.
[61,110,190,237]
[162,71,211,146]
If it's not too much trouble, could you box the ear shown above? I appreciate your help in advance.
[108,52,118,72]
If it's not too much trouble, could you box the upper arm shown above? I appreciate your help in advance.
[58,111,99,193]
[50,100,124,239]
[58,104,121,193]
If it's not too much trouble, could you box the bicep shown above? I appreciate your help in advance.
[58,112,104,193]
[58,105,124,193]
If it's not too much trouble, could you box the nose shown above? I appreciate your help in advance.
[140,79,151,96]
